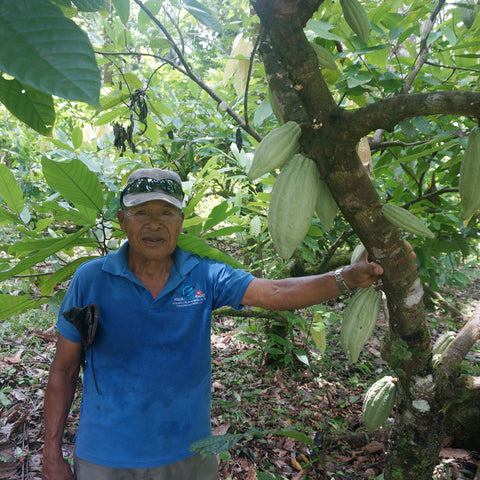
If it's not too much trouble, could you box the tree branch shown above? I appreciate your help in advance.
[439,300,480,377]
[352,91,480,138]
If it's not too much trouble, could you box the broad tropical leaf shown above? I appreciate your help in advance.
[183,0,222,32]
[177,233,244,269]
[0,76,55,136]
[41,157,104,212]
[0,227,90,282]
[0,163,24,214]
[0,294,48,321]
[0,0,100,106]
[112,0,130,24]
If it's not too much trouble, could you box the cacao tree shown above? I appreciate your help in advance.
[249,0,480,478]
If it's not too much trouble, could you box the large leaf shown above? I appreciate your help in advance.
[41,157,104,212]
[0,163,24,214]
[183,0,222,32]
[0,294,48,321]
[0,227,90,282]
[71,0,106,11]
[40,256,98,295]
[0,76,55,135]
[177,233,244,269]
[0,0,100,107]
[112,0,130,24]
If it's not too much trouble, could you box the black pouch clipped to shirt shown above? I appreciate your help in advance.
[62,303,99,392]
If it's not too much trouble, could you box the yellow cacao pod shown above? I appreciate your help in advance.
[382,203,435,239]
[311,43,338,70]
[340,0,370,45]
[340,286,382,363]
[268,154,320,259]
[362,376,397,431]
[315,179,338,231]
[459,127,480,221]
[248,121,301,181]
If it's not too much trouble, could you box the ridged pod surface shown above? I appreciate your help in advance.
[248,121,301,181]
[382,203,435,238]
[339,0,370,45]
[340,286,382,363]
[311,43,338,70]
[459,127,480,221]
[268,154,320,259]
[432,331,456,366]
[362,376,397,431]
[315,179,338,231]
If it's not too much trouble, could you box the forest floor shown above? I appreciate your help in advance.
[0,272,479,480]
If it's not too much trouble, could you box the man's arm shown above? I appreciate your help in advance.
[42,335,82,480]
[241,249,385,310]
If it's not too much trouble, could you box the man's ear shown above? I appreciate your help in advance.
[117,209,127,232]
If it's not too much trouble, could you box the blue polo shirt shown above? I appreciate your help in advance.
[56,242,254,468]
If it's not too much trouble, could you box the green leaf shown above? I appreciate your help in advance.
[0,0,101,107]
[138,0,163,27]
[177,233,244,270]
[0,294,48,321]
[190,433,246,458]
[71,0,106,11]
[0,206,20,225]
[40,256,98,295]
[0,163,24,214]
[112,0,129,24]
[183,0,222,32]
[72,126,83,149]
[0,76,55,135]
[201,225,245,240]
[0,227,90,282]
[41,157,104,212]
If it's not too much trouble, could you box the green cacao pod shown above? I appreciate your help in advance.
[362,376,397,431]
[459,0,477,28]
[340,0,370,45]
[350,243,366,264]
[315,179,338,231]
[311,43,338,70]
[459,127,480,221]
[268,154,320,259]
[340,286,382,363]
[382,203,435,239]
[432,331,456,366]
[248,121,301,181]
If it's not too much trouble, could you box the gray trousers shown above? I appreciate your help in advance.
[74,454,219,480]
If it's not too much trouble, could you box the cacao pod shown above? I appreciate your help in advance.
[432,331,456,366]
[362,376,397,431]
[350,243,366,264]
[248,121,301,181]
[268,154,320,259]
[382,203,435,239]
[268,86,284,125]
[459,127,480,222]
[340,286,382,363]
[311,43,338,70]
[315,179,338,231]
[459,0,477,28]
[339,0,370,45]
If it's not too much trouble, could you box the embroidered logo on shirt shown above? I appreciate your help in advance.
[173,284,206,307]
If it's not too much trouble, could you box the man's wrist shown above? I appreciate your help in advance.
[334,267,353,294]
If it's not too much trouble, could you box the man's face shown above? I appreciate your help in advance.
[117,200,184,264]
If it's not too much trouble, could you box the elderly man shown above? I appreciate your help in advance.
[42,168,385,480]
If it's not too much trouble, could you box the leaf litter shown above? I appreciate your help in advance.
[1,277,479,479]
